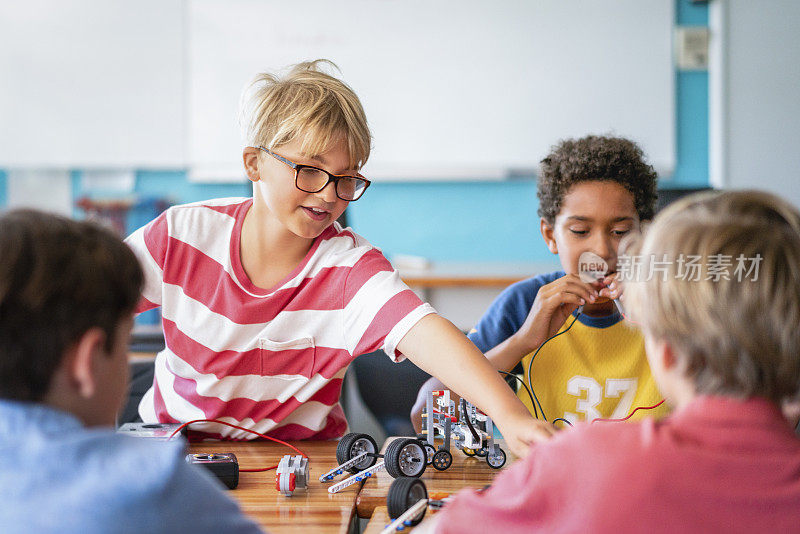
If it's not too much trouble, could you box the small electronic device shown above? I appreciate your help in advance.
[275,454,310,496]
[185,453,240,490]
[117,422,187,440]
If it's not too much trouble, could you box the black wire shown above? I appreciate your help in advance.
[551,417,573,428]
[460,397,480,442]
[526,312,581,422]
[530,386,546,422]
[498,370,538,419]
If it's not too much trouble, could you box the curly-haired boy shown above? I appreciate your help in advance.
[414,135,667,429]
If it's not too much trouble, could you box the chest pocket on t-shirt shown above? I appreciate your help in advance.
[259,336,316,380]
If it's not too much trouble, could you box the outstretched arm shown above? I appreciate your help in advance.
[410,273,602,434]
[409,331,534,434]
[397,314,556,458]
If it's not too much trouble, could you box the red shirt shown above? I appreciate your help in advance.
[436,396,800,533]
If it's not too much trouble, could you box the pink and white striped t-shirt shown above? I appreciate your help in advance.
[125,197,435,440]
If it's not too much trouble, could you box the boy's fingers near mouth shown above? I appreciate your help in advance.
[543,277,597,304]
[563,276,600,298]
[598,273,621,299]
[598,285,619,300]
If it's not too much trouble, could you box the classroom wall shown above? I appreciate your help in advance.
[0,0,709,264]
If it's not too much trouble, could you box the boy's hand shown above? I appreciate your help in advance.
[496,413,558,458]
[513,274,598,353]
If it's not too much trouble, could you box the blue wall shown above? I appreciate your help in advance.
[1,0,708,264]
[71,170,252,232]
[673,0,709,188]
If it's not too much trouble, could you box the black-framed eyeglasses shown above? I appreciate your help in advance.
[255,146,371,202]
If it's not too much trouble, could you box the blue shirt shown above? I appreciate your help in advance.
[0,400,263,534]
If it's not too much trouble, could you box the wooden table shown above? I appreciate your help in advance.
[189,440,363,534]
[356,438,516,531]
[128,351,157,363]
[362,507,395,534]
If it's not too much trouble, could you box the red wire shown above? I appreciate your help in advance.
[241,466,278,472]
[591,399,665,423]
[616,307,641,327]
[170,419,308,472]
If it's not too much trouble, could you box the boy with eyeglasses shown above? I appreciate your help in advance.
[125,60,552,455]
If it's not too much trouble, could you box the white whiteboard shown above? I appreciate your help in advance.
[0,1,184,168]
[189,0,674,182]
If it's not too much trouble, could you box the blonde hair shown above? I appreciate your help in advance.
[624,190,800,403]
[241,59,371,169]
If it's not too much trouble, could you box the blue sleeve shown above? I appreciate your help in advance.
[149,448,265,534]
[467,271,564,353]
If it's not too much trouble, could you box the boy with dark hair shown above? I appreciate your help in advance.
[0,209,262,534]
[413,134,666,429]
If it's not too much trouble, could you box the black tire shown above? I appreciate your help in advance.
[423,442,436,464]
[476,446,488,457]
[336,433,378,473]
[432,449,453,471]
[384,438,427,478]
[387,477,428,526]
[486,447,506,469]
[462,447,476,457]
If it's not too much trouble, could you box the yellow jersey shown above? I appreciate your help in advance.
[468,272,668,424]
[518,313,667,424]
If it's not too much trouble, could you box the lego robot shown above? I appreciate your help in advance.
[419,390,506,471]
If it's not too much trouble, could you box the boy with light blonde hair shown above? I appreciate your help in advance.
[418,190,800,533]
[126,60,550,455]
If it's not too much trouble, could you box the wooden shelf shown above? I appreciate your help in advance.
[398,261,557,288]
